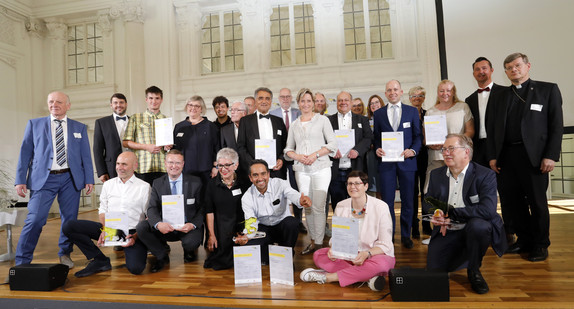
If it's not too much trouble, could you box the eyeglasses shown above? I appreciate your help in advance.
[230,109,246,113]
[346,181,366,187]
[186,104,201,109]
[166,161,183,166]
[505,63,524,72]
[410,95,425,98]
[279,95,292,100]
[440,146,466,154]
[216,163,235,170]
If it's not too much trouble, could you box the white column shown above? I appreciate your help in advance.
[238,0,272,73]
[311,0,344,66]
[44,18,67,91]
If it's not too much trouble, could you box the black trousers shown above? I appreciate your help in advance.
[136,220,203,260]
[328,169,350,212]
[246,216,299,264]
[62,219,148,274]
[498,144,550,249]
[427,218,492,272]
[472,138,490,168]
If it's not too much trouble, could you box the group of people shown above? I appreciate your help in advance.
[13,52,562,295]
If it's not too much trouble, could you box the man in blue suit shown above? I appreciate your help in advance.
[14,91,94,267]
[424,134,506,294]
[373,80,422,249]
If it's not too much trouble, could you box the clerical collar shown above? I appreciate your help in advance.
[514,79,530,90]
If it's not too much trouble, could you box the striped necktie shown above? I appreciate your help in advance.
[55,119,66,166]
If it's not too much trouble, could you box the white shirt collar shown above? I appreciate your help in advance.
[446,162,470,180]
[50,115,68,122]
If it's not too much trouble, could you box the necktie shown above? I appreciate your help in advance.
[477,87,490,93]
[55,119,66,166]
[284,110,290,131]
[391,105,399,131]
[259,114,270,119]
[116,116,127,121]
[171,180,178,195]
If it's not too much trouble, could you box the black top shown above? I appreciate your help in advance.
[213,117,232,129]
[173,119,220,174]
[504,79,531,144]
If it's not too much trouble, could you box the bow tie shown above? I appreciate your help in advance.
[477,87,490,93]
[116,116,127,121]
[259,114,270,119]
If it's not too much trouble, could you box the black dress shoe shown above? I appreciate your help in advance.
[401,237,414,249]
[528,247,548,262]
[506,242,524,254]
[467,269,489,294]
[74,257,112,278]
[184,251,197,263]
[113,246,124,252]
[151,256,169,273]
[411,229,421,239]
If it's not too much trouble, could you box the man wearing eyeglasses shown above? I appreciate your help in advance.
[424,134,506,294]
[221,101,247,151]
[465,57,504,168]
[136,150,204,273]
[487,52,563,262]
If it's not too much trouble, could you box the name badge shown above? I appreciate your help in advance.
[358,123,362,128]
[73,132,82,138]
[277,130,282,136]
[530,104,543,112]
[469,195,479,204]
[176,132,184,137]
[187,198,195,204]
[232,189,242,196]
[403,122,411,128]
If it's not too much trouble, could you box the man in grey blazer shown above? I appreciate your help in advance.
[93,93,129,183]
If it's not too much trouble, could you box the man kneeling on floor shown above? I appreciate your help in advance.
[424,134,507,294]
[63,152,150,277]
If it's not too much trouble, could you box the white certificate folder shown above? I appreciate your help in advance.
[161,194,185,229]
[330,216,359,260]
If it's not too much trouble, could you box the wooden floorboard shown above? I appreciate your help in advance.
[1,202,574,308]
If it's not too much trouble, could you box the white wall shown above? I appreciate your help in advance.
[443,0,574,126]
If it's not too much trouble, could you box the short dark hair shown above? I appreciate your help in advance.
[504,52,529,67]
[145,86,163,98]
[166,149,184,161]
[347,170,368,184]
[249,159,269,174]
[212,96,229,108]
[254,87,273,100]
[110,93,127,103]
[472,57,492,69]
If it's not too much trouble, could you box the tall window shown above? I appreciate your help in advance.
[67,23,104,85]
[270,3,315,67]
[202,11,243,74]
[344,0,392,61]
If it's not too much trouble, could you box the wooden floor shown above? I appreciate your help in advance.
[1,201,574,308]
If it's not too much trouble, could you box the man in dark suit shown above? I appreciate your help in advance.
[425,134,506,294]
[465,57,504,168]
[14,91,94,267]
[136,150,204,273]
[93,93,129,183]
[328,91,373,211]
[237,87,288,179]
[487,52,563,262]
[373,80,422,249]
[212,95,232,129]
[221,101,247,151]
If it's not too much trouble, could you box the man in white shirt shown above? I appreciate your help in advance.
[239,160,311,264]
[63,152,150,277]
[424,134,505,294]
[464,57,504,167]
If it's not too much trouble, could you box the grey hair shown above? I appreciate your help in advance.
[216,147,239,164]
[446,133,473,159]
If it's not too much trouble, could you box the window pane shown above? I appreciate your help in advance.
[281,35,290,49]
[345,45,356,61]
[355,29,365,44]
[235,40,243,54]
[356,44,367,59]
[271,20,280,36]
[295,33,305,49]
[235,55,244,70]
[202,58,212,74]
[225,41,234,56]
[381,26,392,41]
[225,55,234,71]
[371,43,382,59]
[295,49,306,65]
[382,42,393,58]
[271,51,281,67]
[281,50,291,65]
[344,29,355,44]
[271,36,281,51]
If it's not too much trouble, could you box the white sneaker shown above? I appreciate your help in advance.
[368,276,386,291]
[422,237,431,245]
[300,268,327,284]
[59,254,74,269]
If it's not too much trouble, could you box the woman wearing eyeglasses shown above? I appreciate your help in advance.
[366,95,384,199]
[425,80,474,192]
[300,171,395,291]
[173,95,221,186]
[203,148,250,270]
[285,88,337,255]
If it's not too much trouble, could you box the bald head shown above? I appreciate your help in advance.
[116,152,138,182]
[385,80,403,104]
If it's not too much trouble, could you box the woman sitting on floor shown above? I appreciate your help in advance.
[300,170,395,291]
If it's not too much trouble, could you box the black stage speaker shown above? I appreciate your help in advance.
[9,264,69,291]
[389,268,449,301]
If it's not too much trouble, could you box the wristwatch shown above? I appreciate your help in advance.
[316,152,320,158]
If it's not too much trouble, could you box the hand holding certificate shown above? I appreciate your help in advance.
[102,211,129,247]
[330,216,359,260]
[161,195,185,229]
[155,117,174,146]
[424,114,448,145]
[381,131,404,162]
[255,139,277,169]
[334,129,355,156]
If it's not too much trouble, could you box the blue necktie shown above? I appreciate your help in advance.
[171,180,178,195]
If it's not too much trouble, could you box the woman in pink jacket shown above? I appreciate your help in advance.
[300,170,395,291]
